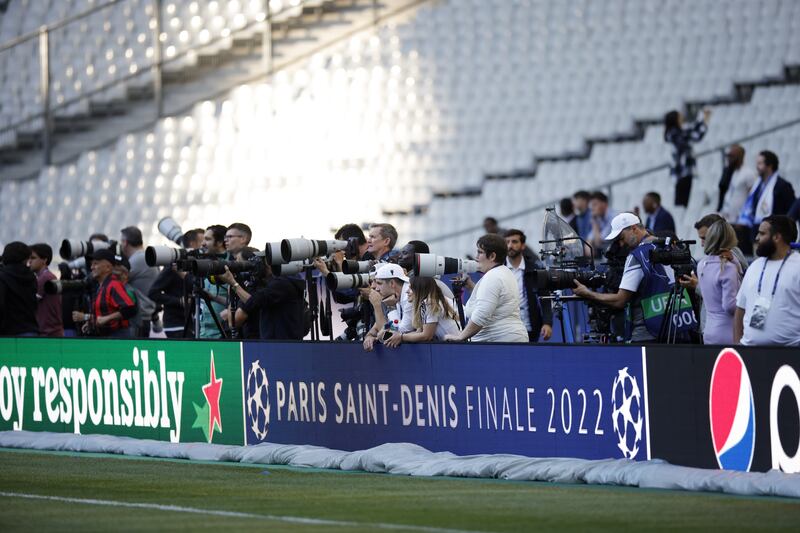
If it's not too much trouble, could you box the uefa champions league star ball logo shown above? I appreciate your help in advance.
[246,361,270,441]
[611,367,643,459]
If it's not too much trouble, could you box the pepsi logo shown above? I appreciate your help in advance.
[709,348,756,471]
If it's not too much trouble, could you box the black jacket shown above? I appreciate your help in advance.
[0,264,39,335]
[148,267,191,330]
[519,249,553,339]
[772,177,797,217]
[242,276,306,340]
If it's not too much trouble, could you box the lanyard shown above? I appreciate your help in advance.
[757,252,792,297]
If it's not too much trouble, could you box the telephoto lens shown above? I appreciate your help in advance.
[413,254,479,277]
[341,260,374,274]
[191,259,256,277]
[272,261,307,276]
[44,279,90,295]
[145,246,185,267]
[326,272,371,290]
[263,242,286,265]
[280,238,348,262]
[157,217,184,245]
[59,239,110,260]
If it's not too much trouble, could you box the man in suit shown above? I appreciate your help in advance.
[738,150,796,245]
[504,229,553,342]
[642,192,676,235]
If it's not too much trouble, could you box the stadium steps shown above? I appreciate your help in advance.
[0,0,417,182]
[391,64,800,218]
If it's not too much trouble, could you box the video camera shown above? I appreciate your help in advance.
[532,269,608,291]
[649,237,695,278]
[413,254,478,277]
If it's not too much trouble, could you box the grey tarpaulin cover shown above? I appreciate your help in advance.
[1,431,799,498]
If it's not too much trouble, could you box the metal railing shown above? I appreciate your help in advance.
[427,116,800,244]
[0,0,331,164]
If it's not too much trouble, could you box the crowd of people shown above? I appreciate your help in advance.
[1,144,798,346]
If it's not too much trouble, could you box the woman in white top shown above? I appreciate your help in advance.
[391,276,461,344]
[445,234,529,343]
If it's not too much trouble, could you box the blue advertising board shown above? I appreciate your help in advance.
[242,342,650,461]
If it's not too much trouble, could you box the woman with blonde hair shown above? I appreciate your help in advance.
[697,219,742,344]
[394,276,461,343]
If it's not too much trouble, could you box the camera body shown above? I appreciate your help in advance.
[649,237,696,278]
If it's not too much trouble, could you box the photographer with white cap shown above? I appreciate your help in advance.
[362,263,408,351]
[572,212,697,342]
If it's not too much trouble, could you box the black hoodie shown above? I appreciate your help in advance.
[0,263,39,335]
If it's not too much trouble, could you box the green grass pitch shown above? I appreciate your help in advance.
[0,449,798,532]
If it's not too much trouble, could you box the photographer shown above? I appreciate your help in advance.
[363,264,408,351]
[225,263,307,341]
[0,242,39,336]
[394,240,456,335]
[198,225,228,338]
[444,234,528,343]
[72,249,136,338]
[384,276,461,346]
[120,226,158,336]
[29,243,64,337]
[147,228,204,338]
[504,229,553,342]
[572,213,697,343]
[366,223,398,262]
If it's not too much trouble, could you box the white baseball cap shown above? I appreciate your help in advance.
[374,263,409,283]
[604,213,642,241]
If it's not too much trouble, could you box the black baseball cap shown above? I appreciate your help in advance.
[88,248,119,265]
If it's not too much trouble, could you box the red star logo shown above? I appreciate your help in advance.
[202,352,223,440]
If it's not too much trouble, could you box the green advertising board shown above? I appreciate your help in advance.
[0,338,244,445]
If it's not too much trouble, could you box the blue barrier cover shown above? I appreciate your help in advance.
[242,342,650,461]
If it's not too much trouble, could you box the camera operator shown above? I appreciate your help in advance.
[734,215,800,346]
[222,262,306,340]
[504,229,553,342]
[148,228,204,338]
[363,264,408,351]
[72,249,136,338]
[314,223,377,341]
[120,226,158,336]
[572,213,696,343]
[392,240,457,335]
[444,234,528,343]
[0,242,39,336]
[198,225,228,338]
[29,243,64,337]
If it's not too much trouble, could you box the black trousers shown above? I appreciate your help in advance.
[675,176,692,207]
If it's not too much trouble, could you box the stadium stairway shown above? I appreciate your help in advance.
[0,0,421,182]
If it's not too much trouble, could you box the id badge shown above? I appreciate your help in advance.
[749,296,771,330]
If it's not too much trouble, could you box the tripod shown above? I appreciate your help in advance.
[184,276,228,339]
[657,283,691,344]
[450,277,467,329]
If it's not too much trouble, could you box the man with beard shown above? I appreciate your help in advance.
[734,215,800,346]
[504,229,553,342]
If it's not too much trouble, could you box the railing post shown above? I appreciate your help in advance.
[262,0,272,73]
[38,26,52,165]
[152,0,163,118]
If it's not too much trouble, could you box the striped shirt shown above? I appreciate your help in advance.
[92,274,136,335]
